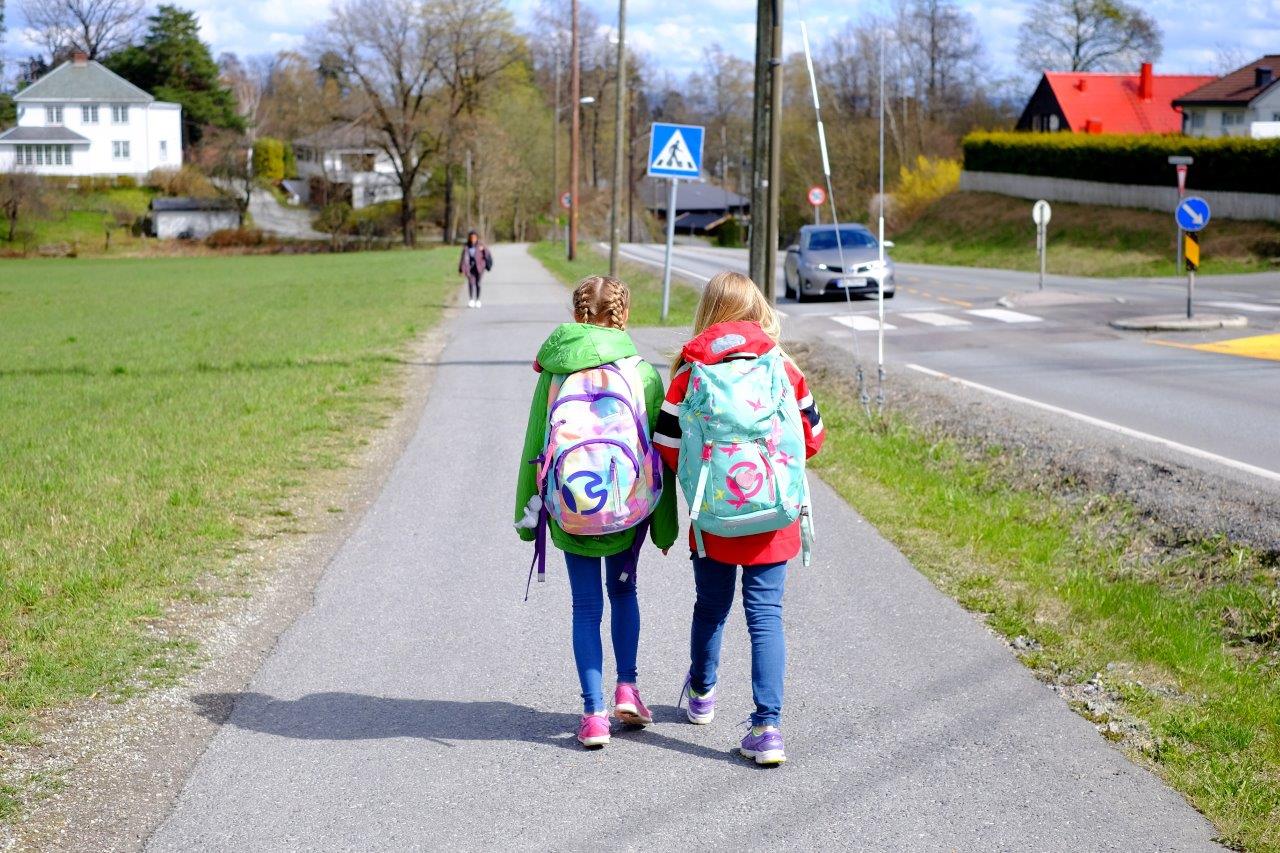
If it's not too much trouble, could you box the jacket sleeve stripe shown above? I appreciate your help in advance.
[653,433,681,448]
[660,400,681,416]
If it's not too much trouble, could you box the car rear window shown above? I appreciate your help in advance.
[807,229,877,251]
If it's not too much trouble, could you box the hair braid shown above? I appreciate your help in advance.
[572,275,630,330]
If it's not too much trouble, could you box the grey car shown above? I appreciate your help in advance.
[783,224,896,302]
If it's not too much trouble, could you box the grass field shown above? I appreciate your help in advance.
[809,370,1280,852]
[0,250,456,819]
[891,192,1280,278]
[1,187,157,256]
[530,241,701,326]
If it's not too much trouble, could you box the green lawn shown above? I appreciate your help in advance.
[2,187,158,255]
[891,192,1280,278]
[529,241,701,327]
[0,250,456,819]
[809,369,1279,852]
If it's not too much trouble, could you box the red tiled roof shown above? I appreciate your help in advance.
[1044,71,1215,134]
[1173,55,1280,106]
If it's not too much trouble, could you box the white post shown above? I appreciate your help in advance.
[661,178,678,323]
[876,27,886,383]
[1038,223,1046,290]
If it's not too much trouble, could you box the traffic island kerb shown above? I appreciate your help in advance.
[1109,313,1248,332]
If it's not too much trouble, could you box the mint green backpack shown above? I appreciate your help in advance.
[675,347,814,565]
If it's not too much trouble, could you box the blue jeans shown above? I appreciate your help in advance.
[563,551,640,714]
[689,556,787,727]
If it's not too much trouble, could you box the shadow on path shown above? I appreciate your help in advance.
[192,692,750,768]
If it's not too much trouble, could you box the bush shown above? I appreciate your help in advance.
[205,228,276,249]
[114,175,138,189]
[715,216,743,247]
[894,156,961,224]
[282,143,298,180]
[252,137,286,182]
[147,166,218,198]
[962,132,1280,194]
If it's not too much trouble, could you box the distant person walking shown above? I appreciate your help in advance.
[514,275,678,749]
[458,230,492,308]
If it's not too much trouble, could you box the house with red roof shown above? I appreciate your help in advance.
[1016,63,1215,134]
[1173,56,1280,138]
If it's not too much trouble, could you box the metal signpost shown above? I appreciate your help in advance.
[647,122,704,323]
[1168,155,1193,274]
[1175,196,1210,319]
[1032,199,1051,290]
[560,191,572,252]
[807,185,826,224]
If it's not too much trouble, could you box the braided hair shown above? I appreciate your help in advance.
[572,275,631,330]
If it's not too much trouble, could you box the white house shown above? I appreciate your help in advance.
[293,122,401,210]
[0,53,182,177]
[1173,55,1280,139]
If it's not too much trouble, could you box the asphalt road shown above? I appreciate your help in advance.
[147,245,1219,851]
[617,243,1280,492]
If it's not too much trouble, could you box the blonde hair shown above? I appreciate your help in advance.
[673,271,781,377]
[572,275,631,330]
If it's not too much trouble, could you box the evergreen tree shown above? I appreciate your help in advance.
[107,5,243,146]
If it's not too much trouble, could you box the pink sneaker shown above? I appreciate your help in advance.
[577,712,611,748]
[614,683,653,726]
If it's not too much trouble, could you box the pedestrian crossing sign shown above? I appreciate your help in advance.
[647,122,704,179]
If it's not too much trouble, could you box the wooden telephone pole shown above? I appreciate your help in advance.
[748,0,782,300]
[568,0,581,260]
[608,0,627,276]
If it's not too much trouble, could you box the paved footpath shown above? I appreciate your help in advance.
[147,245,1219,852]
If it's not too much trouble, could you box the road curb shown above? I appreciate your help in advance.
[1109,313,1248,331]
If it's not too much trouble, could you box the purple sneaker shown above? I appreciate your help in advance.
[739,726,786,765]
[677,672,716,725]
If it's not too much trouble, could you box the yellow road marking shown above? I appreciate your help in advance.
[1149,333,1280,362]
[936,295,974,308]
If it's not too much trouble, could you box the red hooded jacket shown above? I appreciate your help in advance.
[653,321,825,566]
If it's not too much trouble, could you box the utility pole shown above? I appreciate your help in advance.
[748,0,782,300]
[552,45,561,246]
[608,0,627,276]
[569,0,581,261]
[765,0,782,302]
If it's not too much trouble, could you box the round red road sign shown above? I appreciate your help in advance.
[560,191,572,210]
[807,185,826,206]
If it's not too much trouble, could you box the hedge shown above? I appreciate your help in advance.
[962,132,1280,194]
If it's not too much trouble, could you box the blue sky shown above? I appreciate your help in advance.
[5,0,1278,88]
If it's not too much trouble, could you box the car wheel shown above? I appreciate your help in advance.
[784,272,796,300]
[795,283,810,304]
[884,289,896,299]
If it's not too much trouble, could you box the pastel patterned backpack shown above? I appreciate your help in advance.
[526,356,663,587]
[676,346,814,565]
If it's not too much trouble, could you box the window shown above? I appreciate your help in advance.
[81,105,99,124]
[1272,113,1280,122]
[111,104,129,124]
[112,140,131,160]
[45,105,64,125]
[1222,111,1245,126]
[807,228,878,251]
[1189,111,1205,129]
[159,140,168,161]
[16,145,72,166]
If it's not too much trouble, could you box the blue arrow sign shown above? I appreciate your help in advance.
[1175,196,1211,232]
[647,122,704,179]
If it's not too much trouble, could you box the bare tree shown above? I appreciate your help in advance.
[1016,0,1162,74]
[897,0,983,119]
[218,53,273,142]
[19,0,143,60]
[0,169,49,242]
[320,0,442,247]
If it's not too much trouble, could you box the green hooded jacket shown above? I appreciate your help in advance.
[515,323,679,557]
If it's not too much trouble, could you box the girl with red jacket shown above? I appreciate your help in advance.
[653,271,825,765]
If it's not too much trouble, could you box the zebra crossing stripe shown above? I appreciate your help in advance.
[831,314,896,331]
[900,312,971,327]
[966,308,1043,324]
[1202,301,1280,313]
